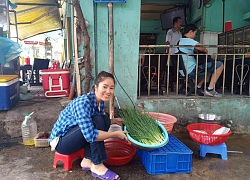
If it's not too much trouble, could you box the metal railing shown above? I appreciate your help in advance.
[138,44,250,98]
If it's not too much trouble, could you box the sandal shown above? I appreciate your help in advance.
[91,169,120,180]
[82,167,90,171]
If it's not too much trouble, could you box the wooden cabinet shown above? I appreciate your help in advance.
[140,34,156,45]
[226,31,234,44]
[234,28,244,44]
[244,26,250,42]
[218,26,250,91]
[218,33,226,45]
[218,25,250,60]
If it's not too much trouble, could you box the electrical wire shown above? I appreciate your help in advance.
[205,3,212,8]
[114,72,136,109]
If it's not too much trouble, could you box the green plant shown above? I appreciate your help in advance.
[119,108,164,145]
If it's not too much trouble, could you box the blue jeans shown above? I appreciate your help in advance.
[55,115,111,165]
[189,61,223,76]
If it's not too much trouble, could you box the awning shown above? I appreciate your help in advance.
[10,0,62,40]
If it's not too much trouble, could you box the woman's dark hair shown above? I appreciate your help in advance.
[93,71,115,90]
[182,24,197,37]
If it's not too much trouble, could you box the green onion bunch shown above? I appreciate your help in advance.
[119,108,164,145]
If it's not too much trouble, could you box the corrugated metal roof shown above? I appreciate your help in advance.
[10,0,61,40]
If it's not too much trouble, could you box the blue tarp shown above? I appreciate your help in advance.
[0,37,22,65]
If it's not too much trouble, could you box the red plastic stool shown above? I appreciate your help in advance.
[53,148,84,170]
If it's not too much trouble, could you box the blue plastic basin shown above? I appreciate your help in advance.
[124,121,169,150]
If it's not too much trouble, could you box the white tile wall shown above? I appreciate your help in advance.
[200,31,222,58]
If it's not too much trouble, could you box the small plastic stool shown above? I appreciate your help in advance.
[199,143,227,160]
[53,148,84,170]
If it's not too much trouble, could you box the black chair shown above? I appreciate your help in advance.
[177,54,205,96]
[20,64,32,84]
[28,58,50,86]
[141,54,166,95]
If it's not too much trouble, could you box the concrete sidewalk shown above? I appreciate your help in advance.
[0,132,250,180]
[0,90,250,180]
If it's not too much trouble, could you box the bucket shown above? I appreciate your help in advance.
[225,21,232,32]
[198,113,221,124]
[25,57,30,65]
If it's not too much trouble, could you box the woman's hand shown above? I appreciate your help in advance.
[111,118,124,126]
[113,131,129,143]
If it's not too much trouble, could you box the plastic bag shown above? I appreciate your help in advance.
[0,37,22,65]
[213,127,231,135]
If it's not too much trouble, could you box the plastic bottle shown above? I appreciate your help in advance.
[21,112,37,145]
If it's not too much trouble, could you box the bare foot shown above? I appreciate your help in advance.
[91,163,119,179]
[91,163,107,174]
[80,158,92,169]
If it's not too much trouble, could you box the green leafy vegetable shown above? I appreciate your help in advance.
[119,108,164,145]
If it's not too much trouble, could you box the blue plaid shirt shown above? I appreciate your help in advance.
[49,91,104,143]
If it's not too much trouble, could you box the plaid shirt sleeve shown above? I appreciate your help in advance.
[49,91,102,143]
[73,96,99,143]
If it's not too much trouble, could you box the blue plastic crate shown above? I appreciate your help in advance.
[137,134,193,175]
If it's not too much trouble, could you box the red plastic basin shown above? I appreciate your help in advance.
[104,140,136,166]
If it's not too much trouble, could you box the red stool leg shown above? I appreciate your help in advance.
[53,149,84,171]
[53,152,59,168]
[64,149,84,170]
[63,154,72,170]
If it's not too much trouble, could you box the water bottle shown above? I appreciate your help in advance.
[21,112,37,146]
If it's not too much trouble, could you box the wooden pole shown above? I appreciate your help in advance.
[68,9,75,100]
[108,2,115,119]
[73,0,92,95]
[73,8,81,97]
[68,74,75,100]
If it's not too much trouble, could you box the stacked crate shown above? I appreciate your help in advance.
[137,134,193,175]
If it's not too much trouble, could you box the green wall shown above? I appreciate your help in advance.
[202,0,250,32]
[142,0,187,3]
[79,0,141,107]
[72,1,250,132]
[187,0,202,23]
[137,98,250,133]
